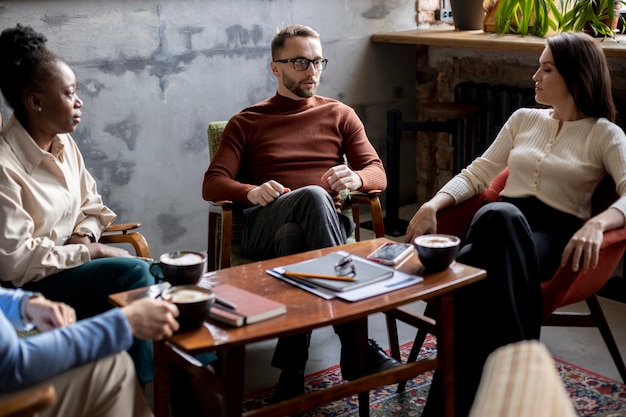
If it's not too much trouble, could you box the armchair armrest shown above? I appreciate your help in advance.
[100,222,152,259]
[436,195,487,241]
[207,200,234,271]
[102,222,141,233]
[347,190,384,239]
[541,226,626,318]
[0,383,56,417]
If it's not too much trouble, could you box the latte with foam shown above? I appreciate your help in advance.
[162,252,205,266]
[170,289,211,304]
[416,236,458,248]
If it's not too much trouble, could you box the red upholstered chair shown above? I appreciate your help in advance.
[386,168,626,388]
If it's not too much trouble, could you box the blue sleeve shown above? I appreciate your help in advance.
[0,307,133,391]
[0,287,35,330]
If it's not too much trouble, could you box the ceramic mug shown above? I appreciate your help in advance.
[413,234,461,273]
[162,285,214,331]
[149,251,207,286]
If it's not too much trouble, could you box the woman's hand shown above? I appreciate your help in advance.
[121,298,179,340]
[87,243,132,259]
[68,234,132,258]
[404,204,438,243]
[25,296,76,331]
[404,193,456,243]
[561,207,625,272]
[561,223,603,272]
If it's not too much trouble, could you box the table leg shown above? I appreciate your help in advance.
[153,341,171,417]
[436,294,455,417]
[352,318,370,417]
[220,346,246,417]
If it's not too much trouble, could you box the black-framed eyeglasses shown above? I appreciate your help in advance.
[273,58,328,71]
[334,254,356,277]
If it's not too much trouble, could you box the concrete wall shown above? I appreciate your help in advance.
[0,0,418,257]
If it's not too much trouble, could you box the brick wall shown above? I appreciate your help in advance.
[414,0,466,202]
[416,0,441,26]
[412,1,626,204]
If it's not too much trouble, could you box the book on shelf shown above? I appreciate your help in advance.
[271,251,395,292]
[209,283,287,327]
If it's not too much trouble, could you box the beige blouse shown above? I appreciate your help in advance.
[0,115,116,287]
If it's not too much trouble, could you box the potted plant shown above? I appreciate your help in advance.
[559,0,626,38]
[450,0,487,30]
[494,0,562,37]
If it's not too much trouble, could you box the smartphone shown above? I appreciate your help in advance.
[366,242,414,265]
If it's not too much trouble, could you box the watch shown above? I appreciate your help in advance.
[73,227,96,243]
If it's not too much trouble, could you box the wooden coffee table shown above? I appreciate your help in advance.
[109,237,486,417]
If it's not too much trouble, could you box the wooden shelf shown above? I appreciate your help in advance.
[371,26,626,58]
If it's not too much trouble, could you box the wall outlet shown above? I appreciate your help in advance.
[436,8,453,22]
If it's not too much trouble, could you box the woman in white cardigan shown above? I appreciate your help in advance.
[407,32,626,417]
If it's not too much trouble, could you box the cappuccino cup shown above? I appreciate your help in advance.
[413,234,461,273]
[149,251,207,286]
[162,285,214,331]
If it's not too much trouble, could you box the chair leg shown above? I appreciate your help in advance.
[385,312,402,362]
[586,295,626,382]
[385,303,436,392]
[398,302,435,392]
[397,328,430,392]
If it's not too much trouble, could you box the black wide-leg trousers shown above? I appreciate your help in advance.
[426,198,582,416]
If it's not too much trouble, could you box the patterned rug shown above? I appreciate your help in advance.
[242,336,626,416]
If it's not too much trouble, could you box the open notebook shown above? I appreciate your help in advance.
[272,251,395,292]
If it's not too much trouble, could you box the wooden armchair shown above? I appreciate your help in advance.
[206,121,385,271]
[386,168,626,389]
[0,384,56,417]
[99,222,152,259]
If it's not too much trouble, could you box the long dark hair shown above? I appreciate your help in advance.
[546,32,616,122]
[0,24,61,119]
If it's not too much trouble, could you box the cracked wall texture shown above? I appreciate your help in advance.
[0,0,417,256]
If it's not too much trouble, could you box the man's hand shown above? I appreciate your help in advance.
[25,296,76,331]
[322,165,363,192]
[247,180,291,206]
[121,298,180,340]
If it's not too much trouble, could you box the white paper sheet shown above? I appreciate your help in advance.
[266,252,423,302]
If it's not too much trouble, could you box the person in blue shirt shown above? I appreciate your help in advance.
[0,286,179,417]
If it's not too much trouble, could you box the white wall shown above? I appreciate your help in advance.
[0,0,417,256]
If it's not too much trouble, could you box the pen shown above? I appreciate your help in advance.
[283,271,356,282]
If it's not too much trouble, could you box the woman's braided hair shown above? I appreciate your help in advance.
[0,24,60,116]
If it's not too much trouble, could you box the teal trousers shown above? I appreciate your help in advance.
[22,257,155,385]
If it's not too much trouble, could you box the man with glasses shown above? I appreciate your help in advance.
[202,24,399,402]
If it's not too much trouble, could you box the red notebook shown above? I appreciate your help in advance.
[209,284,287,327]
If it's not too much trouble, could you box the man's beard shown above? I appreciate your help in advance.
[284,75,318,98]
